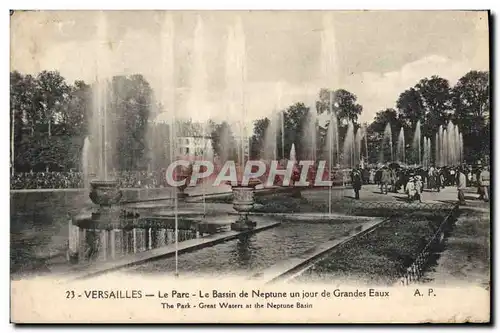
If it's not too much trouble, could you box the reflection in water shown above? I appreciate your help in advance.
[77,227,199,264]
[128,221,364,277]
[234,234,254,267]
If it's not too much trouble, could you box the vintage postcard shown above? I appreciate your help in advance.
[10,10,490,323]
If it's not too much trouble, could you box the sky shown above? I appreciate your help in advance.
[10,10,489,128]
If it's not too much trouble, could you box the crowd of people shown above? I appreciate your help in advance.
[349,163,491,204]
[10,170,169,190]
[11,162,491,206]
[10,172,84,189]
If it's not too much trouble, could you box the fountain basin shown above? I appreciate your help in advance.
[89,180,122,206]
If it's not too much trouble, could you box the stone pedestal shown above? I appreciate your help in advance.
[177,187,188,199]
[231,186,257,231]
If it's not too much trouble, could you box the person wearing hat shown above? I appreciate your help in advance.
[351,165,363,200]
[456,166,467,205]
[406,176,417,202]
[414,175,423,202]
[479,165,490,202]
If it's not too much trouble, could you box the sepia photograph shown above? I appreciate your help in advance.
[9,9,491,323]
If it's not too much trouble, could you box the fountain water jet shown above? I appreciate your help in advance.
[81,136,93,189]
[87,12,121,206]
[342,121,355,168]
[396,127,405,164]
[379,123,393,164]
[422,137,431,169]
[352,127,365,167]
[224,16,259,231]
[435,121,462,167]
[262,111,279,161]
[412,120,421,166]
[290,143,297,162]
[160,13,180,275]
[301,103,318,161]
[188,14,211,215]
[323,95,340,215]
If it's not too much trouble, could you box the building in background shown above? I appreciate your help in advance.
[175,135,214,160]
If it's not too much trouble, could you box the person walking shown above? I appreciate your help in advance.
[369,169,375,184]
[380,166,391,194]
[479,165,490,202]
[428,165,436,191]
[390,168,396,192]
[457,167,467,206]
[351,166,363,200]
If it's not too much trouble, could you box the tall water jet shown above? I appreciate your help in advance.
[342,121,355,168]
[454,126,460,166]
[160,13,179,274]
[274,82,285,160]
[224,16,259,231]
[323,98,340,215]
[354,127,362,168]
[88,12,116,181]
[236,17,248,167]
[201,121,213,215]
[412,121,422,166]
[280,111,285,160]
[289,143,297,162]
[459,132,464,164]
[443,129,449,166]
[72,12,123,265]
[422,136,431,169]
[320,12,340,166]
[262,111,278,161]
[427,137,432,167]
[85,11,122,208]
[436,125,444,167]
[225,16,248,166]
[189,13,211,218]
[435,132,439,167]
[362,124,369,166]
[218,123,236,163]
[320,13,338,88]
[446,121,454,166]
[422,137,427,169]
[190,15,209,120]
[396,127,405,164]
[82,136,93,189]
[379,123,393,164]
[301,102,318,161]
[319,12,340,214]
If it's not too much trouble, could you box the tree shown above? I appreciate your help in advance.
[280,102,310,160]
[108,74,153,171]
[63,80,91,137]
[249,117,270,159]
[368,108,400,134]
[415,76,451,137]
[366,108,401,164]
[10,71,30,171]
[396,87,425,130]
[211,121,237,162]
[316,88,363,125]
[33,70,71,137]
[452,70,490,162]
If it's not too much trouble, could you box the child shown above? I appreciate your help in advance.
[414,175,423,202]
[406,176,422,203]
